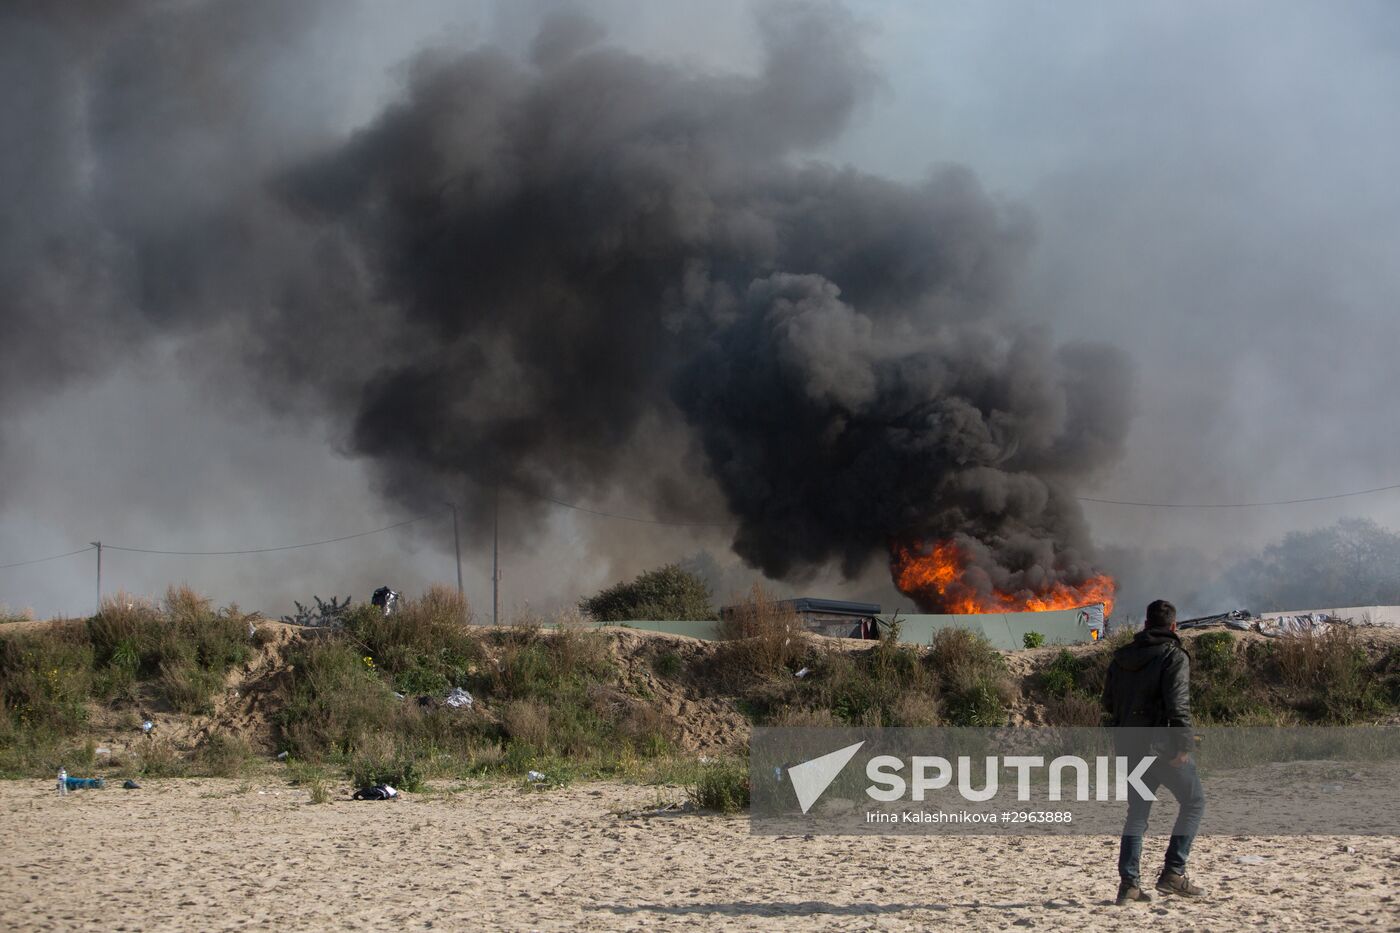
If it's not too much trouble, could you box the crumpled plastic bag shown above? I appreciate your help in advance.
[352,784,399,800]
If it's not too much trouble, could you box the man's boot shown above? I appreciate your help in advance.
[1115,880,1153,905]
[1156,869,1205,897]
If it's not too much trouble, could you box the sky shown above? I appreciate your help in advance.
[3,1,1398,621]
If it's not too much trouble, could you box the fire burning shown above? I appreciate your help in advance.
[891,539,1116,617]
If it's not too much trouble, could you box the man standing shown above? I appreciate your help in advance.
[1102,599,1206,905]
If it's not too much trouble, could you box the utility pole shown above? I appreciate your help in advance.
[90,541,102,615]
[448,502,464,601]
[492,487,500,627]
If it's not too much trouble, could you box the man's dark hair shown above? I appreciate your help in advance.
[1145,599,1177,630]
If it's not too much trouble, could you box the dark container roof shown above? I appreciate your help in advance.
[779,597,882,617]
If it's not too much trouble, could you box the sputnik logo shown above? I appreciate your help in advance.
[787,741,865,814]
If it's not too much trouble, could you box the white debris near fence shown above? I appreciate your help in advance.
[1256,613,1334,638]
[1180,605,1399,637]
[1260,606,1400,628]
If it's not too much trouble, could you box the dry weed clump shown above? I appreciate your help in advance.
[714,585,805,680]
[500,699,552,749]
[0,605,34,625]
[1270,627,1387,723]
[194,731,253,777]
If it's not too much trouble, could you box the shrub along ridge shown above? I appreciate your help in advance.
[3,589,1398,786]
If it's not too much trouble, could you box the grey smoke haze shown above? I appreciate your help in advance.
[3,1,1399,620]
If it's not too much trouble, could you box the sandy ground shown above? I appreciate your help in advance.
[1,779,1396,932]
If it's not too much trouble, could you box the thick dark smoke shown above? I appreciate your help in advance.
[277,4,1134,600]
[2,2,1134,609]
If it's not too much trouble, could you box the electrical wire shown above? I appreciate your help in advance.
[102,515,434,556]
[0,545,97,571]
[1076,482,1400,509]
[5,477,1400,571]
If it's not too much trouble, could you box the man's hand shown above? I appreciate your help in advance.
[1168,752,1190,767]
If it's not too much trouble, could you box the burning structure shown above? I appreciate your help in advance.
[891,540,1117,618]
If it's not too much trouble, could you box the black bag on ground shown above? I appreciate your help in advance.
[352,784,398,800]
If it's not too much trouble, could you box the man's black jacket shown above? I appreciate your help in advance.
[1101,628,1194,756]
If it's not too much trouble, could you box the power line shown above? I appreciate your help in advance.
[0,545,97,571]
[102,515,435,556]
[5,477,1400,572]
[1076,482,1400,509]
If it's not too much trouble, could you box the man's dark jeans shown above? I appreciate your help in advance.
[1118,756,1206,883]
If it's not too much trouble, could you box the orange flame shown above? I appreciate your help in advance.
[891,539,1115,618]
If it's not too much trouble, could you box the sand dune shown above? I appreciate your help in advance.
[1,779,1395,931]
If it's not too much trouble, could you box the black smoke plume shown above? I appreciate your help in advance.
[3,2,1133,608]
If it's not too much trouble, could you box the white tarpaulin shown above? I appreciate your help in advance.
[1260,606,1400,628]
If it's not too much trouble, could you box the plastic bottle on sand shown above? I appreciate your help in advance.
[57,767,67,797]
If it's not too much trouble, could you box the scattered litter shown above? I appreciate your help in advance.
[625,800,698,818]
[1175,606,1387,637]
[122,780,140,790]
[394,692,406,700]
[63,777,105,791]
[1178,609,1254,631]
[1320,782,1345,794]
[1234,855,1267,865]
[527,771,548,783]
[276,751,289,761]
[1341,845,1357,855]
[794,667,811,679]
[371,586,400,616]
[352,784,399,800]
[248,621,257,639]
[258,791,267,795]
[95,747,110,757]
[444,688,474,709]
[1259,612,1335,638]
[697,756,713,765]
[141,720,155,734]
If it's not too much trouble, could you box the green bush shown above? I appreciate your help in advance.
[274,608,678,783]
[159,663,224,715]
[1039,650,1080,698]
[1194,631,1235,673]
[688,760,750,813]
[928,629,1015,726]
[727,625,938,728]
[275,640,399,757]
[345,587,480,696]
[581,564,714,622]
[652,650,683,679]
[943,678,1009,726]
[1022,632,1045,649]
[349,750,424,792]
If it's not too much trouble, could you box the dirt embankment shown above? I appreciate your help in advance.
[60,620,1400,763]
